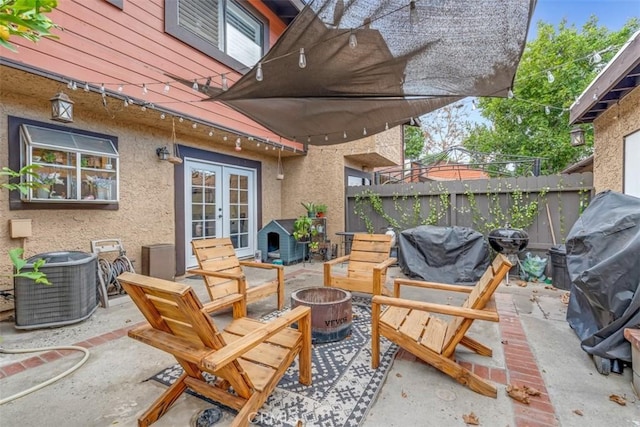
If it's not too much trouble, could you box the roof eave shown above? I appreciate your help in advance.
[569,30,640,125]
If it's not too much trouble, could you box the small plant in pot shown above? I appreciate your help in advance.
[315,203,327,218]
[301,201,316,218]
[293,215,317,242]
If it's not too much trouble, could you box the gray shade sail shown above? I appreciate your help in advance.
[212,0,536,145]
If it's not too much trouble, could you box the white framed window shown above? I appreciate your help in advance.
[166,0,266,70]
[624,130,640,198]
[21,124,119,203]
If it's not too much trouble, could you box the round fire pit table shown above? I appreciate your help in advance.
[291,287,352,344]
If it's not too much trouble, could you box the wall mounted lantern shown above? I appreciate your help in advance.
[156,146,170,161]
[50,92,74,122]
[570,126,585,147]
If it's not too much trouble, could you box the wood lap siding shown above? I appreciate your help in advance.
[2,0,289,140]
[178,0,219,46]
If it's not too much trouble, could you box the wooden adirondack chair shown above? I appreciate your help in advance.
[119,272,311,427]
[371,253,512,397]
[324,233,396,296]
[189,238,285,314]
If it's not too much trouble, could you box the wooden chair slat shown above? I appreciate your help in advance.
[399,310,431,342]
[421,316,448,353]
[224,318,301,349]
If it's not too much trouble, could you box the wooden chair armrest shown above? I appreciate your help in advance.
[128,325,213,365]
[372,295,499,322]
[324,255,350,266]
[393,277,474,297]
[374,257,397,272]
[239,261,283,271]
[201,293,244,313]
[201,306,311,371]
[187,268,245,281]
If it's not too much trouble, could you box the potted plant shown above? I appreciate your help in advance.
[86,175,113,200]
[35,171,63,198]
[301,201,316,218]
[315,203,327,218]
[293,215,316,242]
[41,150,56,164]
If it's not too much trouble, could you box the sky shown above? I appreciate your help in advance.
[528,0,640,40]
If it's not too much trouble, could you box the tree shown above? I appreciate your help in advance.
[403,125,425,160]
[464,16,639,174]
[0,0,59,52]
[404,103,475,161]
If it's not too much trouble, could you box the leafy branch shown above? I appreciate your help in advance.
[0,0,60,52]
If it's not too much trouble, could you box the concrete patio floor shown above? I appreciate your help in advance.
[1,261,638,427]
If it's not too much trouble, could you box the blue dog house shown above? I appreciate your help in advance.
[257,219,305,264]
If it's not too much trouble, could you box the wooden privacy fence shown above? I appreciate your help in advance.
[345,172,593,254]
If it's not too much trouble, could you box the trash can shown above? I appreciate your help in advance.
[549,245,571,290]
[14,251,98,329]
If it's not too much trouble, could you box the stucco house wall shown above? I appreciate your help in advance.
[592,85,640,193]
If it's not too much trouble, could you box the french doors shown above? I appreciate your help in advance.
[185,159,256,268]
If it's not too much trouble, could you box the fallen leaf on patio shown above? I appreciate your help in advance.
[401,391,407,398]
[462,412,480,425]
[609,394,626,405]
[573,409,583,416]
[532,289,538,293]
[544,286,556,290]
[529,295,538,302]
[517,281,528,287]
[501,339,509,345]
[506,384,530,404]
[395,373,403,378]
[561,292,570,304]
[523,385,541,396]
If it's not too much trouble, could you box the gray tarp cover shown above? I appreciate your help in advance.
[209,0,536,145]
[398,225,490,285]
[566,191,640,363]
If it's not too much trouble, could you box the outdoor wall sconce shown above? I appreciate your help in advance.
[570,126,585,147]
[156,146,170,161]
[50,91,74,122]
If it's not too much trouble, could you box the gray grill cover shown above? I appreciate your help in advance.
[566,191,640,363]
[398,225,490,284]
[210,0,536,145]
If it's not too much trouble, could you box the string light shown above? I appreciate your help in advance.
[141,104,147,112]
[84,82,90,92]
[71,81,77,91]
[163,82,170,93]
[160,113,165,119]
[343,131,347,139]
[546,70,555,84]
[298,48,307,68]
[324,134,329,141]
[409,0,418,25]
[192,80,199,91]
[349,30,357,49]
[517,115,522,124]
[363,127,367,136]
[385,122,389,130]
[117,84,123,93]
[208,130,214,136]
[471,100,477,110]
[235,138,242,151]
[123,99,129,107]
[545,106,550,115]
[142,83,148,95]
[256,63,263,81]
[178,117,184,123]
[192,122,197,128]
[508,89,514,99]
[221,74,228,91]
[100,83,105,94]
[223,135,228,141]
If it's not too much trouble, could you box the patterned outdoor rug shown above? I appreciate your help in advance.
[150,295,398,427]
